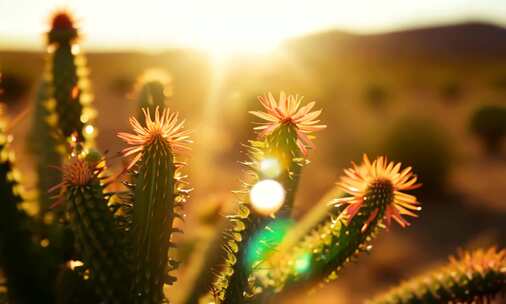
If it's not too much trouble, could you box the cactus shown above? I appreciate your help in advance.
[0,105,55,303]
[29,79,64,215]
[252,155,421,294]
[211,92,326,303]
[118,107,191,304]
[368,247,506,304]
[52,150,132,303]
[29,11,96,217]
[134,69,173,123]
[45,11,96,143]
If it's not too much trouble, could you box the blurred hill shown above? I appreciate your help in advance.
[287,22,506,62]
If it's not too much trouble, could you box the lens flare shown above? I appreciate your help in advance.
[250,179,285,215]
[84,124,94,137]
[245,219,294,270]
[259,157,282,178]
[294,252,312,274]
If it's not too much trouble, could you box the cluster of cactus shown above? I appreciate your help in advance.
[0,10,505,304]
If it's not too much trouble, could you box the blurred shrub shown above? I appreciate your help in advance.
[383,118,453,194]
[469,105,506,154]
[0,72,30,105]
[491,74,506,92]
[439,80,462,103]
[364,83,389,110]
[109,75,134,97]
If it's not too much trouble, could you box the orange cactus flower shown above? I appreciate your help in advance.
[250,91,326,155]
[334,154,422,230]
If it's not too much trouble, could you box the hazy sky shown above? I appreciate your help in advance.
[0,0,505,51]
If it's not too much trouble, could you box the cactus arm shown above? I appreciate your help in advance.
[213,131,304,303]
[130,140,181,304]
[61,156,132,303]
[46,11,96,144]
[118,107,191,304]
[256,187,384,292]
[213,92,326,303]
[254,156,421,295]
[368,248,506,304]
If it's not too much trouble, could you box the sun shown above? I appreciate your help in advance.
[196,26,284,58]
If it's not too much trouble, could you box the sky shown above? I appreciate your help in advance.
[0,0,505,52]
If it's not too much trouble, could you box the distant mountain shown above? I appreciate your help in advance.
[285,22,506,62]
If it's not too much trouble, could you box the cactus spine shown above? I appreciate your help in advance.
[118,107,191,304]
[211,92,325,303]
[368,248,506,304]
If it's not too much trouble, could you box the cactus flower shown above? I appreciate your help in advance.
[117,106,192,168]
[250,91,326,155]
[334,154,422,230]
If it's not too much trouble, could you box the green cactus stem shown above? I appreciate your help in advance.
[118,107,191,304]
[45,11,96,143]
[368,247,506,304]
[0,108,55,303]
[57,152,132,303]
[211,92,326,303]
[255,155,421,294]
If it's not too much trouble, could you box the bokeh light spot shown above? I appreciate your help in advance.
[259,157,282,178]
[83,124,95,137]
[250,179,285,215]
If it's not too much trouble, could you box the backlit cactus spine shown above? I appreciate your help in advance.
[368,247,506,304]
[211,92,326,303]
[54,151,132,303]
[255,155,421,293]
[0,106,55,303]
[45,11,96,144]
[118,107,191,304]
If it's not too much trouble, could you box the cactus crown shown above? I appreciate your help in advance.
[250,91,326,155]
[51,12,75,30]
[61,156,99,186]
[334,154,422,229]
[48,11,78,44]
[118,106,192,169]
